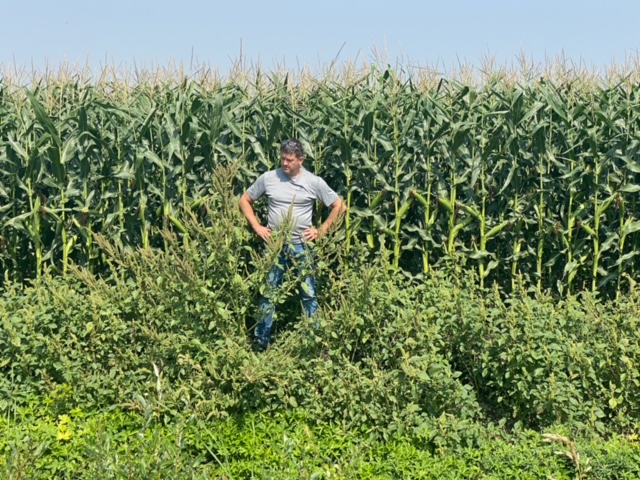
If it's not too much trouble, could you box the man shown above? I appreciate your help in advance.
[239,139,345,351]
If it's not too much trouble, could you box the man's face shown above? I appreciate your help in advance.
[281,151,303,177]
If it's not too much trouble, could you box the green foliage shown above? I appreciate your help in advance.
[2,407,640,479]
[435,271,640,433]
[2,168,640,450]
[3,69,640,296]
[0,166,480,447]
[3,71,640,476]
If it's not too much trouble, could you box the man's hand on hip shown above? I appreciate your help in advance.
[254,225,272,243]
[302,227,320,242]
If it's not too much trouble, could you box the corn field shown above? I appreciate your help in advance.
[2,64,640,297]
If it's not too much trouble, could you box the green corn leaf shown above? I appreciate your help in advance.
[27,92,61,147]
[482,260,499,279]
[622,220,640,237]
[619,184,640,193]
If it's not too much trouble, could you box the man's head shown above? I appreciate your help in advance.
[280,139,304,177]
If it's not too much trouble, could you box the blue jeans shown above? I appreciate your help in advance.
[254,243,318,348]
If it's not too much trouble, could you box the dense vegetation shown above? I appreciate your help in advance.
[3,66,640,296]
[0,163,639,477]
[4,409,640,479]
[2,64,640,476]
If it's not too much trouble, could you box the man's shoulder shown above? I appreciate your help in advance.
[299,168,325,184]
[258,169,291,193]
[300,169,338,204]
[258,169,281,182]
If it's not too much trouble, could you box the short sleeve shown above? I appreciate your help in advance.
[246,173,267,200]
[315,177,340,207]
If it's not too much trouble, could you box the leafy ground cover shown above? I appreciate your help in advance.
[2,408,640,479]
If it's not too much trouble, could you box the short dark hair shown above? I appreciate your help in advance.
[280,139,304,159]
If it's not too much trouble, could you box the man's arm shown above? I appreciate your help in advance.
[239,192,272,242]
[302,197,346,242]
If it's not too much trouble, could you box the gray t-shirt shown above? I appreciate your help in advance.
[247,168,339,243]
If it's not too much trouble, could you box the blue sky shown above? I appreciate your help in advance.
[3,0,639,76]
